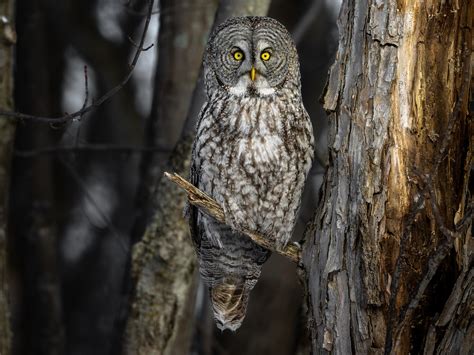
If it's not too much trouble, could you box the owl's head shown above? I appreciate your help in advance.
[204,16,299,97]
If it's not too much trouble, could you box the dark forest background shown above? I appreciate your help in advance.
[6,0,340,354]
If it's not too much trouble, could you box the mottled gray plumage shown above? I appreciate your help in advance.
[189,16,314,331]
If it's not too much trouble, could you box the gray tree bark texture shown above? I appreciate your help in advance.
[303,1,472,354]
[0,0,15,352]
[124,1,271,354]
[124,1,216,352]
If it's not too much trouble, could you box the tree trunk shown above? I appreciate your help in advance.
[303,1,472,354]
[133,0,219,240]
[0,0,16,352]
[9,0,67,353]
[124,1,271,354]
[123,1,217,354]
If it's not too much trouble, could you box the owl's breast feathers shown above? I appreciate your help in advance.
[190,90,313,331]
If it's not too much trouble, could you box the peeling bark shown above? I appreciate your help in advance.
[303,0,472,353]
[0,0,15,352]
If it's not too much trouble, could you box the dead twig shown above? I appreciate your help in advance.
[164,172,302,264]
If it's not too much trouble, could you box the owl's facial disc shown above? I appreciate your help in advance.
[209,18,293,96]
[228,45,277,97]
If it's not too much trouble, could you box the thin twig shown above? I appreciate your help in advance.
[80,65,89,114]
[164,172,302,264]
[0,0,155,124]
[127,36,154,51]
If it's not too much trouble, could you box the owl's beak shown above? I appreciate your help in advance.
[250,67,256,81]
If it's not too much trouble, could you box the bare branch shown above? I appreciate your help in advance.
[0,0,155,124]
[80,65,89,114]
[164,172,302,264]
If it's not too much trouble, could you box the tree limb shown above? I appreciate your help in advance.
[164,172,302,264]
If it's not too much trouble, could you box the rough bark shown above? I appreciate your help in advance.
[123,0,216,353]
[124,1,271,353]
[0,0,16,352]
[303,0,472,354]
[124,136,199,355]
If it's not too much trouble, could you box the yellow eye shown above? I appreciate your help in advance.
[261,51,271,61]
[233,50,244,61]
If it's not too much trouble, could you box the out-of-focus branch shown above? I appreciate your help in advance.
[165,172,302,264]
[291,0,323,45]
[0,0,155,124]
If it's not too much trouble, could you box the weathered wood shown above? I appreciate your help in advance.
[0,0,16,352]
[164,172,302,263]
[303,0,472,354]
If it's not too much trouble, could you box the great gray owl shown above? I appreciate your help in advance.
[188,16,314,331]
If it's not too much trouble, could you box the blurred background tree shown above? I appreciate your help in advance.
[2,0,338,354]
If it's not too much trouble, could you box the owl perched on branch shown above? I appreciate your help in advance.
[189,16,314,331]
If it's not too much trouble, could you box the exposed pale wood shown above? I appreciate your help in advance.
[303,0,473,354]
[164,172,302,264]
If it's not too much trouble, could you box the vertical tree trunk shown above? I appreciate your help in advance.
[123,1,217,353]
[0,0,15,352]
[9,1,67,353]
[124,1,271,353]
[134,0,219,239]
[303,0,472,354]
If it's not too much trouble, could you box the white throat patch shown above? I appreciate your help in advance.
[228,75,275,96]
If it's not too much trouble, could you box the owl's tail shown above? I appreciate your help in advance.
[210,281,250,331]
